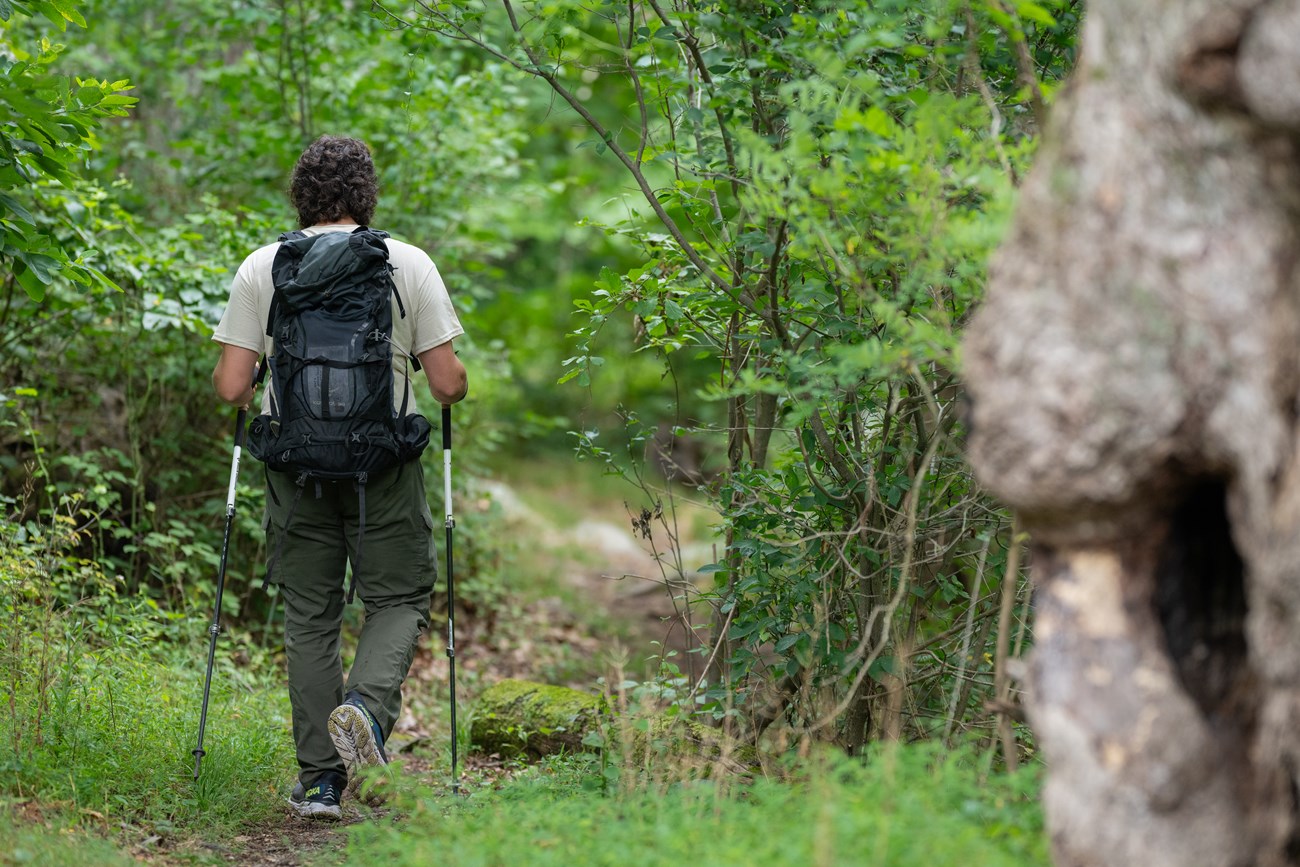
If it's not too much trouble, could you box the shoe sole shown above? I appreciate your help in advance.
[287,798,341,821]
[328,704,388,801]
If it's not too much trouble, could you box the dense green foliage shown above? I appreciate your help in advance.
[380,0,1078,750]
[0,0,133,301]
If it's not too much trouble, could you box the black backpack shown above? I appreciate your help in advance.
[247,226,431,596]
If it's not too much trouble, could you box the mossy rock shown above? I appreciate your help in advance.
[471,679,608,759]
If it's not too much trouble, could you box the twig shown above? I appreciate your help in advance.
[943,530,992,744]
[993,518,1023,772]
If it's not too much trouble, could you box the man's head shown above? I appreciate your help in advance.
[289,136,379,228]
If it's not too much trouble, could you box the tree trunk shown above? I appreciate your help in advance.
[964,1,1300,864]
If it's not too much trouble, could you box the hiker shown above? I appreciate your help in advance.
[210,135,467,819]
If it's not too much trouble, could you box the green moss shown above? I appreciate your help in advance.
[471,679,608,758]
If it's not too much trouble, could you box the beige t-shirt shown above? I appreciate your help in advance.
[213,224,464,414]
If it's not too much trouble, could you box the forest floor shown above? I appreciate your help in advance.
[155,461,718,866]
[0,457,1050,867]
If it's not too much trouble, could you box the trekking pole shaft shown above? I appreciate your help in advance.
[193,406,248,780]
[442,404,458,794]
[446,523,458,792]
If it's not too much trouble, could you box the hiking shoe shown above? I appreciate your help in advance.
[328,692,389,800]
[288,771,345,820]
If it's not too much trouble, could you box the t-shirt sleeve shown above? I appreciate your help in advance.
[408,255,465,355]
[212,252,266,352]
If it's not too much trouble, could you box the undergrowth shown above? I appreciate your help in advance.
[0,814,139,866]
[347,744,1049,867]
[0,466,1049,867]
[0,504,294,848]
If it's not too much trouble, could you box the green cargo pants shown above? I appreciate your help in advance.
[264,461,436,785]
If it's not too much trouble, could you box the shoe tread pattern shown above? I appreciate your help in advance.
[328,703,387,802]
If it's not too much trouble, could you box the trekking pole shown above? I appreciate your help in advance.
[443,403,460,794]
[193,387,253,780]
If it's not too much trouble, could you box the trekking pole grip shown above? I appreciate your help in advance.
[442,404,451,450]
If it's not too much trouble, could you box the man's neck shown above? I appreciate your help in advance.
[312,218,359,228]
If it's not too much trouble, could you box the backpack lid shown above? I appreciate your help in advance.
[274,227,391,314]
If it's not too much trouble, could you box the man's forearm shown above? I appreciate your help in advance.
[213,344,260,408]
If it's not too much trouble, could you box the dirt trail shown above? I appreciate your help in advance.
[474,478,714,667]
[148,478,712,866]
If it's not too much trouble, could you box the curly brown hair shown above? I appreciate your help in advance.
[289,135,379,228]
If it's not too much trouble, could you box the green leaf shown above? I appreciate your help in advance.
[594,265,620,293]
[75,85,104,106]
[18,250,59,283]
[728,620,760,640]
[774,633,801,654]
[0,193,34,225]
[80,264,122,294]
[863,106,896,138]
[37,1,68,30]
[50,0,86,27]
[868,655,898,680]
[1013,1,1057,28]
[15,265,44,301]
[33,154,75,185]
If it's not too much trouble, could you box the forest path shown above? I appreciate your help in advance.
[165,473,716,867]
[471,477,714,668]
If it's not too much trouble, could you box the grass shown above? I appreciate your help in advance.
[0,605,294,831]
[0,520,296,857]
[345,745,1049,867]
[0,809,140,866]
